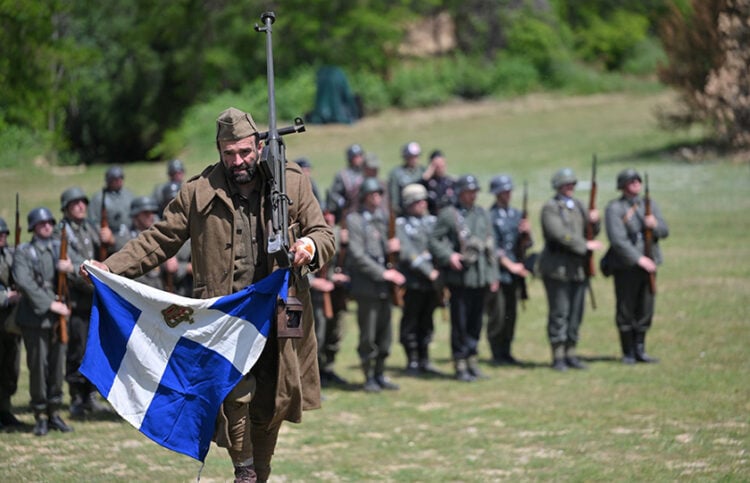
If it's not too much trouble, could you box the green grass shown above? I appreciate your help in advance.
[1,90,748,482]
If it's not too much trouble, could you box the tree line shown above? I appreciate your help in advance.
[1,0,745,167]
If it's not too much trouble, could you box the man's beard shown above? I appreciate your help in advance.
[228,162,257,185]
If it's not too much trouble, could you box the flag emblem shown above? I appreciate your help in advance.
[162,304,195,328]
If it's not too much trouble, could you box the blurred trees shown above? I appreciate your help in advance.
[2,0,744,165]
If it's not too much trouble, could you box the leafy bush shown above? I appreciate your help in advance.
[0,123,45,169]
[491,55,541,95]
[348,70,390,116]
[546,59,627,94]
[575,9,650,70]
[505,16,571,77]
[620,37,667,76]
[439,55,495,100]
[387,61,452,109]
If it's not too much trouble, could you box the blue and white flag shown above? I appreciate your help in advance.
[80,262,289,461]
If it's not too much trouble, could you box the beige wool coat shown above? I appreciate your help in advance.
[105,161,335,429]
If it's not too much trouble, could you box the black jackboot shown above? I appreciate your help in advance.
[467,355,488,379]
[33,411,49,437]
[374,358,399,390]
[551,344,567,371]
[404,348,420,376]
[48,408,73,433]
[634,332,659,363]
[619,331,636,365]
[454,359,475,382]
[362,360,381,393]
[565,344,587,370]
[69,383,87,420]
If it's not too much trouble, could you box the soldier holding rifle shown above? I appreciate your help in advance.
[0,214,22,428]
[485,175,533,366]
[538,168,602,371]
[13,207,73,435]
[429,175,499,382]
[603,169,669,364]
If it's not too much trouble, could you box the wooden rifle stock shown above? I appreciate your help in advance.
[98,188,109,261]
[387,208,404,307]
[56,225,69,344]
[514,181,530,308]
[585,154,598,309]
[644,172,656,294]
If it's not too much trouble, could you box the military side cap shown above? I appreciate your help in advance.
[457,174,480,193]
[489,174,513,194]
[216,107,259,142]
[402,183,428,206]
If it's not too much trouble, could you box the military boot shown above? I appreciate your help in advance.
[84,389,112,414]
[619,331,636,365]
[634,332,659,363]
[467,355,488,379]
[361,360,381,393]
[551,344,567,372]
[564,344,587,370]
[454,359,475,382]
[404,348,420,376]
[69,384,87,420]
[48,409,73,433]
[234,464,257,483]
[33,411,49,437]
[418,346,441,375]
[374,358,399,390]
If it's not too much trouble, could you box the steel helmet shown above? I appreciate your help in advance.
[160,182,181,205]
[60,187,89,211]
[27,207,56,232]
[346,144,364,162]
[167,159,185,175]
[456,174,481,194]
[402,183,428,206]
[401,141,421,158]
[359,177,383,200]
[616,168,642,189]
[551,168,577,189]
[0,217,8,234]
[489,174,513,194]
[129,196,160,218]
[105,165,125,182]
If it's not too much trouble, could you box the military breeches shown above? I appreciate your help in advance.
[485,282,518,359]
[399,287,436,353]
[613,268,655,333]
[543,278,587,346]
[448,285,486,360]
[65,311,91,385]
[0,331,21,410]
[20,327,66,411]
[356,296,392,362]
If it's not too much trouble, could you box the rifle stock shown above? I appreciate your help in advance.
[98,188,109,261]
[644,172,656,294]
[585,154,598,310]
[56,225,69,344]
[514,181,530,309]
[387,208,404,307]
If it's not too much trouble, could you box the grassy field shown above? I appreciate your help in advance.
[0,90,748,482]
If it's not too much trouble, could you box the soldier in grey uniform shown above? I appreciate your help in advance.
[158,182,193,296]
[538,168,603,371]
[346,178,406,392]
[486,175,533,366]
[56,187,111,419]
[0,217,23,428]
[387,141,426,215]
[13,207,73,436]
[89,165,135,257]
[396,184,441,375]
[114,196,173,290]
[429,175,499,382]
[326,144,365,224]
[604,169,669,364]
[151,159,186,216]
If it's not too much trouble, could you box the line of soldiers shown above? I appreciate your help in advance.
[0,160,192,436]
[304,143,670,391]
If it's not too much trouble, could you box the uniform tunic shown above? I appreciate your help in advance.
[604,194,669,333]
[0,246,20,412]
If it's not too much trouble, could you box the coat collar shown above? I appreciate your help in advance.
[194,163,235,214]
